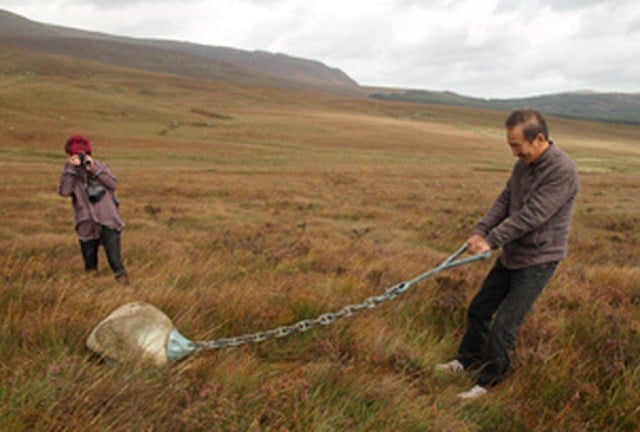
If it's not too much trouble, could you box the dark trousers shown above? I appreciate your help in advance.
[457,259,557,387]
[79,226,126,276]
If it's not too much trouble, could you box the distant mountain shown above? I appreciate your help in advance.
[370,89,640,125]
[3,8,637,123]
[0,9,359,93]
[143,41,358,89]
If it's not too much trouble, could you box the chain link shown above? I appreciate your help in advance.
[196,244,489,351]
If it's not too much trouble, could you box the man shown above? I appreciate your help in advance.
[435,109,579,399]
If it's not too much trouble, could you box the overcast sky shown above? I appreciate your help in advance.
[1,0,638,98]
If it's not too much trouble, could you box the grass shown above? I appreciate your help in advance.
[1,44,639,431]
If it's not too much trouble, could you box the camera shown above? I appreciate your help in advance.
[86,183,106,203]
[78,153,91,167]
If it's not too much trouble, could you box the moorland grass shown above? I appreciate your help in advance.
[1,46,639,431]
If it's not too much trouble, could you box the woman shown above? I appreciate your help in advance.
[58,134,129,284]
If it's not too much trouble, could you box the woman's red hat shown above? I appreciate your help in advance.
[65,134,92,155]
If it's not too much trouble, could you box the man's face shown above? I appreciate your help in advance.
[506,123,546,165]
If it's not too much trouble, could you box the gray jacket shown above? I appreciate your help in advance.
[474,142,579,269]
[58,159,124,240]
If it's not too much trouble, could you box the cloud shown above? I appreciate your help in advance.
[540,0,613,11]
[628,17,640,34]
[72,0,202,7]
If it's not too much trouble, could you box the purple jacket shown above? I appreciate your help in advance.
[58,159,124,240]
[474,143,579,269]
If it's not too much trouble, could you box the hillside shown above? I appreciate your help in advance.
[3,7,638,121]
[144,41,359,89]
[0,9,359,93]
[370,88,640,125]
[1,30,640,432]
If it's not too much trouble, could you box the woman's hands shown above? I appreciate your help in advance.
[69,153,94,169]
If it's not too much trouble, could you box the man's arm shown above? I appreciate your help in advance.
[473,179,511,236]
[466,180,511,254]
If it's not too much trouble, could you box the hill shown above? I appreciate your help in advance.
[2,7,638,122]
[370,88,640,125]
[0,8,359,93]
[1,26,640,432]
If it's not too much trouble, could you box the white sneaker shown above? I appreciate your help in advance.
[434,359,464,373]
[458,385,488,400]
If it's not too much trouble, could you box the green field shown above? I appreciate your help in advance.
[1,45,639,431]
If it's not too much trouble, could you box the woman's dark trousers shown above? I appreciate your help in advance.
[457,259,557,387]
[79,226,126,276]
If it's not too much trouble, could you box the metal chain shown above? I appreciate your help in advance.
[195,244,490,351]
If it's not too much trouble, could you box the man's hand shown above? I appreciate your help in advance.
[467,234,491,255]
